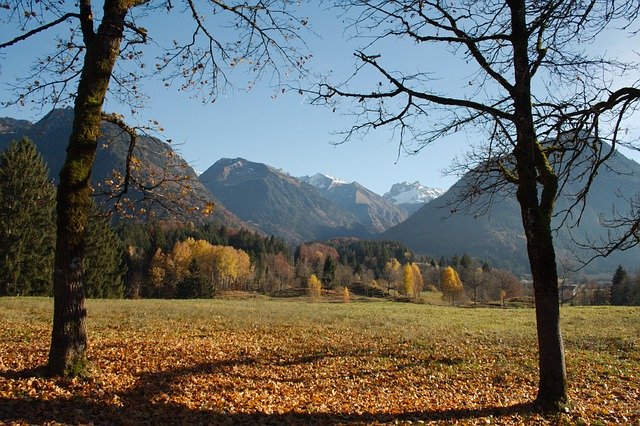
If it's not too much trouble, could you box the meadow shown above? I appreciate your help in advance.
[0,296,638,425]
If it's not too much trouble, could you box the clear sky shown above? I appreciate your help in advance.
[1,3,638,196]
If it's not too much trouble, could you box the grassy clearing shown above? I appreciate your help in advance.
[0,297,638,425]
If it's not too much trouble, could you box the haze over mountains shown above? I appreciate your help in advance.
[2,109,639,274]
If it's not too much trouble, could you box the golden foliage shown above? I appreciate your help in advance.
[307,274,322,300]
[401,264,414,296]
[441,266,464,305]
[342,286,350,303]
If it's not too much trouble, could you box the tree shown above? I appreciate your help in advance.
[322,255,337,288]
[176,259,207,299]
[610,265,630,306]
[307,274,322,300]
[410,263,424,297]
[83,207,126,299]
[441,266,463,306]
[401,263,414,296]
[316,0,639,409]
[382,258,402,294]
[0,138,56,296]
[2,0,309,375]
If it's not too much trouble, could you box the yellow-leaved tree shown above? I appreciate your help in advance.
[308,274,322,300]
[401,264,414,296]
[441,266,464,306]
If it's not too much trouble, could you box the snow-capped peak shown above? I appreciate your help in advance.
[383,181,445,205]
[300,173,348,190]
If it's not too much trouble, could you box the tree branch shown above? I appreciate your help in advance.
[0,13,80,49]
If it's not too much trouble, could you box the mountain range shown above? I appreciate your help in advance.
[2,109,639,274]
[299,173,408,233]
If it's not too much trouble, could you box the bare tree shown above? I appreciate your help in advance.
[312,0,638,410]
[1,0,310,376]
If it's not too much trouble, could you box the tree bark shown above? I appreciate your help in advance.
[508,0,567,409]
[48,0,128,376]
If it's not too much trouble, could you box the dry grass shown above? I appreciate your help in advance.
[0,297,638,425]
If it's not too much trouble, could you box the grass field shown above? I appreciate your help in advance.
[0,296,638,425]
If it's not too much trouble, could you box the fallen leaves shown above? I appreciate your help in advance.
[0,298,638,425]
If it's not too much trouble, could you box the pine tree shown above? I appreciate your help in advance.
[83,204,126,298]
[176,258,207,299]
[322,256,337,288]
[0,138,56,296]
[610,265,630,306]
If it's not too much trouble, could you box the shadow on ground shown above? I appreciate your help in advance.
[0,356,537,425]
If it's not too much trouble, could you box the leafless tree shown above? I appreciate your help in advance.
[1,0,310,376]
[312,0,639,410]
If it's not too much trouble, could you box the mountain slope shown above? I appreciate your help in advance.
[383,150,640,274]
[300,173,408,233]
[0,109,248,229]
[200,159,368,243]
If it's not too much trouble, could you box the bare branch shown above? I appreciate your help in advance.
[0,13,79,49]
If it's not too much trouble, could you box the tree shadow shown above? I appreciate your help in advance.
[0,356,539,425]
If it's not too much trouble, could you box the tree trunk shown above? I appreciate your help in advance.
[508,0,567,409]
[48,1,128,376]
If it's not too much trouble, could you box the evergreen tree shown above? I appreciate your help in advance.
[610,265,630,306]
[0,138,55,296]
[83,204,125,298]
[322,256,337,288]
[176,259,207,299]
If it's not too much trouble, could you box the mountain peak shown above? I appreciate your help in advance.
[384,181,446,205]
[300,173,348,190]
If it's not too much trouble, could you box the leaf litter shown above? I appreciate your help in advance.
[0,298,638,425]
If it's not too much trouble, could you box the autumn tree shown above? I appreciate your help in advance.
[400,264,414,297]
[441,266,463,306]
[261,253,295,293]
[382,258,402,294]
[315,0,639,409]
[342,286,350,303]
[0,138,56,296]
[1,0,309,375]
[410,263,424,297]
[307,274,322,300]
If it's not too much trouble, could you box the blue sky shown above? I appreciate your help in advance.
[1,3,638,196]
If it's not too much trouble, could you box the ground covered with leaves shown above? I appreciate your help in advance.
[0,297,638,425]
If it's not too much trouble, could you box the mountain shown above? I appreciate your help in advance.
[382,149,640,274]
[199,159,368,243]
[300,173,408,233]
[384,181,446,214]
[0,109,248,229]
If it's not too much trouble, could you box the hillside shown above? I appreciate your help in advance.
[0,109,248,229]
[383,148,640,274]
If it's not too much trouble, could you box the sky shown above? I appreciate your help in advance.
[1,2,638,196]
